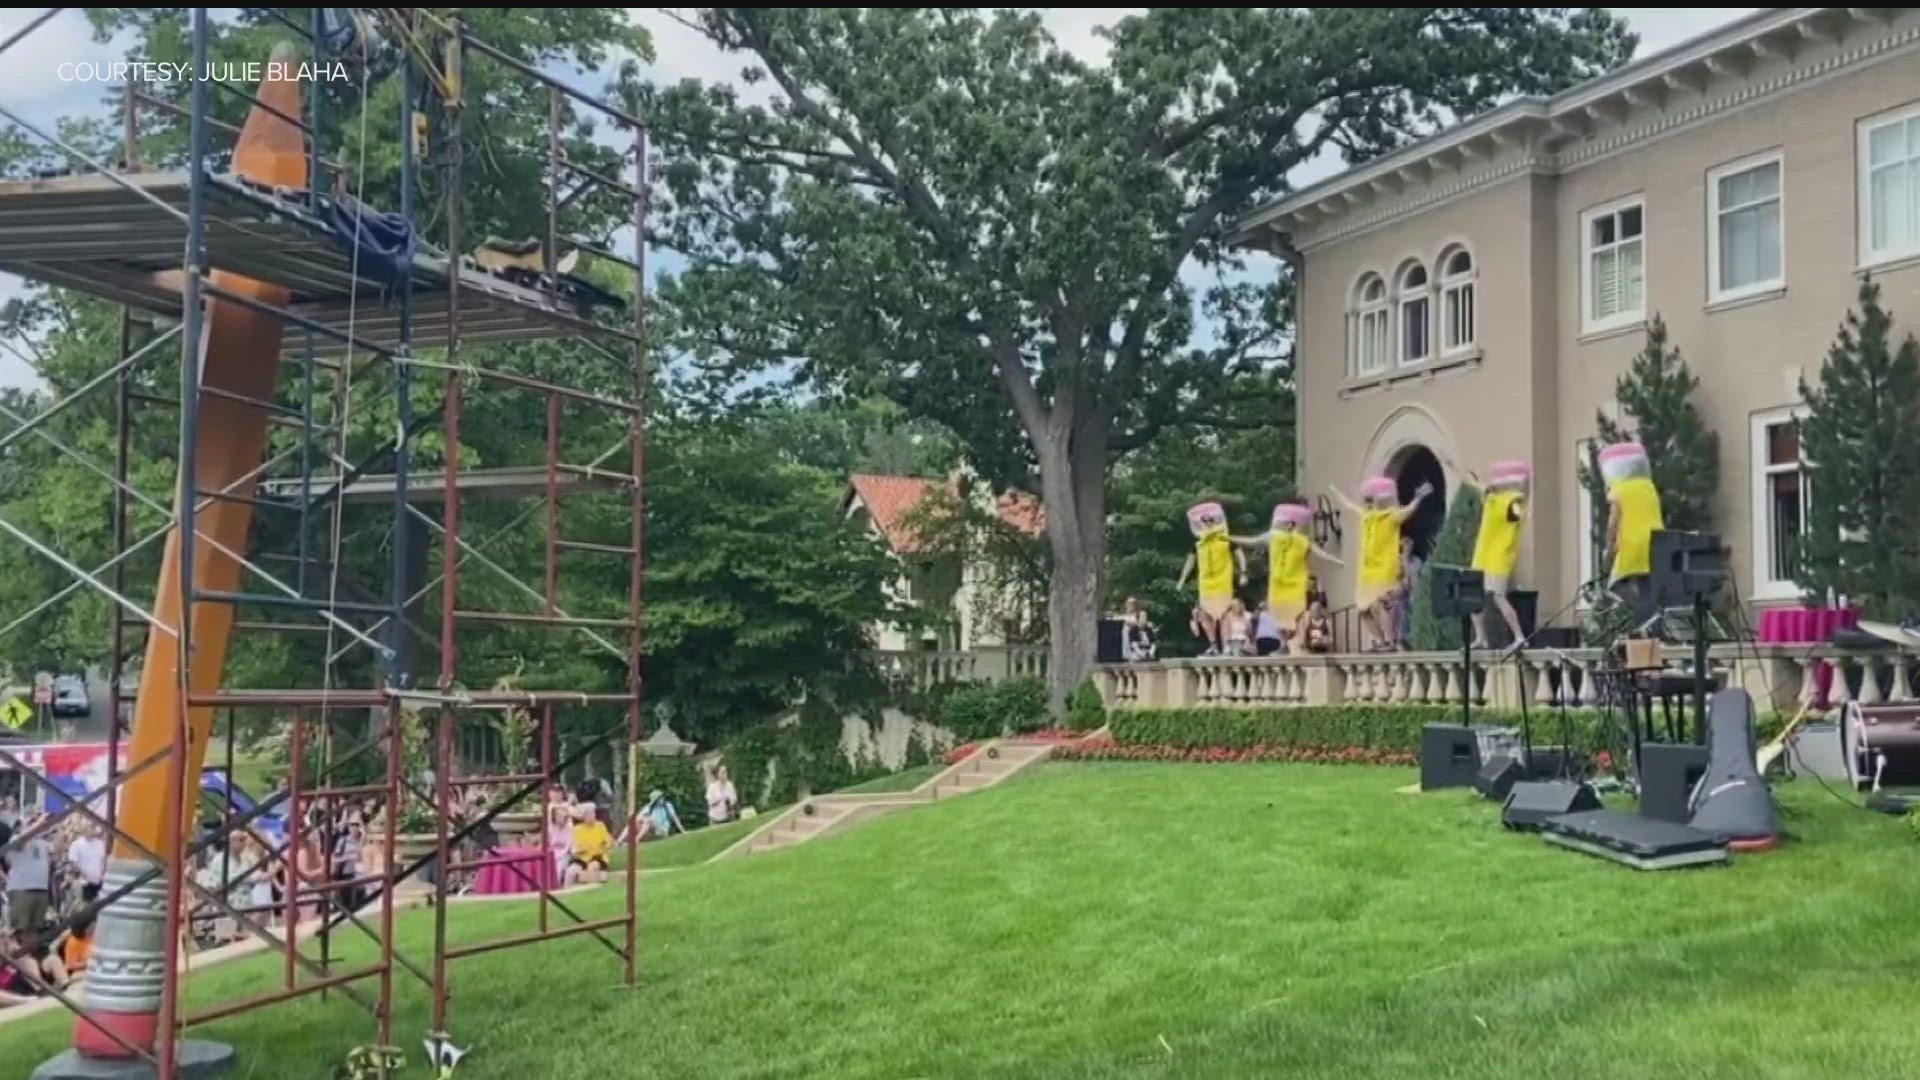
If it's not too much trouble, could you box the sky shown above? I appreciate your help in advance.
[0,8,1756,390]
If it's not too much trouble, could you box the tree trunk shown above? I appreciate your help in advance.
[1035,417,1109,718]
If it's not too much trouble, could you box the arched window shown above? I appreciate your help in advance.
[1350,274,1389,377]
[1395,260,1431,366]
[1438,246,1476,356]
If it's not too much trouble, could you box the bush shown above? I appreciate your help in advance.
[939,677,1049,740]
[721,722,782,807]
[1103,703,1790,759]
[902,728,933,769]
[1067,677,1108,733]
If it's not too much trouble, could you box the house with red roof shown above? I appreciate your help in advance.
[841,469,1044,653]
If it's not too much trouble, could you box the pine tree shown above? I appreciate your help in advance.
[1795,279,1920,617]
[1577,314,1719,534]
[1410,484,1483,651]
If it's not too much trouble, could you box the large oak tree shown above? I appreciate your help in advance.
[645,8,1636,709]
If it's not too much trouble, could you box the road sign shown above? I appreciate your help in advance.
[32,671,52,706]
[2,697,33,729]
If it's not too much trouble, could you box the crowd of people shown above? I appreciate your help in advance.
[0,760,750,1007]
[0,796,100,1007]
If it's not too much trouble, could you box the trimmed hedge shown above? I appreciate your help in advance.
[1106,704,1792,757]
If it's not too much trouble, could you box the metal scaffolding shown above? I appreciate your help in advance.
[0,9,648,1078]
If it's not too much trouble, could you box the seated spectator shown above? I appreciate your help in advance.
[1252,602,1284,657]
[567,806,613,886]
[1301,598,1334,654]
[647,790,684,840]
[1220,598,1253,657]
[1121,597,1157,662]
[0,926,68,1001]
[54,913,92,979]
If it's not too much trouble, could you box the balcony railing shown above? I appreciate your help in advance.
[869,645,1049,692]
[1097,643,1907,714]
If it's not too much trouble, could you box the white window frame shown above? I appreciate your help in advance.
[1580,195,1647,335]
[1707,149,1785,303]
[1749,404,1809,602]
[1350,274,1390,378]
[1437,246,1476,358]
[1858,102,1920,269]
[1394,260,1432,368]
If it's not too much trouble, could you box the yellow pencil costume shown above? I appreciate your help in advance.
[1355,476,1404,610]
[1471,460,1531,590]
[1266,503,1316,624]
[1600,442,1663,583]
[1187,502,1235,619]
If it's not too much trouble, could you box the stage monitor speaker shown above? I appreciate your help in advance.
[1420,723,1482,791]
[1501,780,1602,832]
[1096,618,1124,664]
[1521,745,1588,780]
[1430,564,1486,621]
[1651,530,1728,608]
[1637,742,1709,824]
[1474,754,1522,802]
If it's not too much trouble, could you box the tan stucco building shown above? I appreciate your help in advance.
[1230,7,1920,627]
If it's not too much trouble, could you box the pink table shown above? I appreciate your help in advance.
[1758,605,1859,707]
[1757,606,1857,645]
[472,845,554,896]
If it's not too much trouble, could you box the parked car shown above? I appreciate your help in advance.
[51,675,89,718]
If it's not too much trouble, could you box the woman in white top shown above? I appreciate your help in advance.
[705,766,738,825]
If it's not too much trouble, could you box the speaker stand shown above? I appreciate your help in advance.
[1458,615,1474,731]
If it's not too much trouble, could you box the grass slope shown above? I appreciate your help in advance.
[836,764,942,794]
[3,764,1915,1080]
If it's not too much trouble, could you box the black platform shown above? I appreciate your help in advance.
[1539,809,1730,870]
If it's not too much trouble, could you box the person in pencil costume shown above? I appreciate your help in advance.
[1327,476,1433,652]
[1177,501,1245,656]
[1442,459,1533,653]
[1231,502,1342,652]
[1599,441,1664,623]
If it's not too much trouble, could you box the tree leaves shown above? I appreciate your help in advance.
[1795,279,1920,617]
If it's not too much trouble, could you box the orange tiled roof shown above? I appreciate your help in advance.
[846,473,1044,554]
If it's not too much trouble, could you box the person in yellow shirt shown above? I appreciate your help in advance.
[1600,441,1664,622]
[1329,476,1434,652]
[567,806,614,885]
[1454,460,1532,652]
[1176,501,1246,656]
[1231,502,1343,651]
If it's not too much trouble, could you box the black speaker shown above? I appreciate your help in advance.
[1096,618,1124,664]
[1430,564,1486,620]
[1520,745,1588,780]
[1474,754,1522,802]
[1501,780,1602,831]
[1637,742,1709,824]
[1650,530,1728,607]
[1420,723,1482,791]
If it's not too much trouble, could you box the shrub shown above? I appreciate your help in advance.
[721,722,782,807]
[1102,703,1789,760]
[1067,677,1108,733]
[902,728,933,769]
[939,677,1049,740]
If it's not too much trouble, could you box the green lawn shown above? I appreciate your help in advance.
[4,763,1917,1079]
[837,763,942,794]
[615,812,777,870]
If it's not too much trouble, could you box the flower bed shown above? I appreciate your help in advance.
[1055,731,1414,767]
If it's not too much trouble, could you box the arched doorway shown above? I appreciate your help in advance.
[1390,445,1447,559]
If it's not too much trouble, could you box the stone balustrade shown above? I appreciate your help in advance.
[869,645,1050,691]
[1098,643,1917,715]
